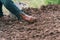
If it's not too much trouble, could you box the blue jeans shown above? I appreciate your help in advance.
[0,0,23,20]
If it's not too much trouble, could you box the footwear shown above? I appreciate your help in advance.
[20,13,37,22]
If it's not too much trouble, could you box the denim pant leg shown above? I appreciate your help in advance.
[0,0,23,20]
[0,1,3,17]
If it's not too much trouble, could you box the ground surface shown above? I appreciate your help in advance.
[0,5,60,40]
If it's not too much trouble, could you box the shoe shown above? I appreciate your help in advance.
[20,13,37,22]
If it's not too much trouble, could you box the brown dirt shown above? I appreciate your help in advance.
[0,5,60,40]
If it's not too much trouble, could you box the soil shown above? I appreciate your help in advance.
[0,5,60,40]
